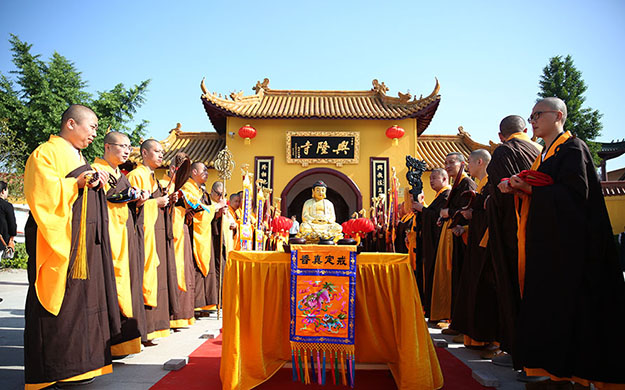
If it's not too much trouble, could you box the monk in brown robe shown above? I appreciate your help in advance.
[127,139,179,343]
[486,115,541,368]
[93,131,148,356]
[430,153,476,326]
[412,168,450,318]
[161,153,196,329]
[24,104,121,388]
[180,164,225,313]
[503,98,625,387]
[449,149,497,348]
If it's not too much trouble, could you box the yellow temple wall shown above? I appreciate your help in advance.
[225,117,419,208]
[605,195,625,235]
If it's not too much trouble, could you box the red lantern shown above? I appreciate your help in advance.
[385,125,404,146]
[238,124,257,145]
[354,218,374,234]
[271,216,293,233]
[342,219,355,238]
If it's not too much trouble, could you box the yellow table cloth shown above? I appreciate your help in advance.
[220,251,444,390]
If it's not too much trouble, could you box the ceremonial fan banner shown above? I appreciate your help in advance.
[290,244,357,387]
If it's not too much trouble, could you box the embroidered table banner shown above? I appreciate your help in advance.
[290,244,357,387]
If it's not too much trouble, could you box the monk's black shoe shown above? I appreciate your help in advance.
[54,377,95,387]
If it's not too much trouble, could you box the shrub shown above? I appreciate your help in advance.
[1,242,28,269]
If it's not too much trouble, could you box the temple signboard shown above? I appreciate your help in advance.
[286,131,360,166]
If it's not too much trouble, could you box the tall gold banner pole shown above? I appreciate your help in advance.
[213,146,235,321]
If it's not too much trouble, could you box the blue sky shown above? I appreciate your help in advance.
[2,0,624,169]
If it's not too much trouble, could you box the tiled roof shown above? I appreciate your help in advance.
[602,181,625,197]
[599,139,625,160]
[200,78,441,135]
[128,123,225,168]
[417,127,497,169]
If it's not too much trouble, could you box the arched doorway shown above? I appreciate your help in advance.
[280,168,362,225]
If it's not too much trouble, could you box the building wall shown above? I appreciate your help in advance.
[606,195,625,235]
[225,117,419,210]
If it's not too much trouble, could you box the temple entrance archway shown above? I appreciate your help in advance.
[280,168,362,225]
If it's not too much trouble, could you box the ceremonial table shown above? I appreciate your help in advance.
[220,251,444,390]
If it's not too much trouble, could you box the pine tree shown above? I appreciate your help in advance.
[0,34,150,167]
[538,55,602,163]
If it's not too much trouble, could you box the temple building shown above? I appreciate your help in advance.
[130,78,495,223]
[126,77,625,233]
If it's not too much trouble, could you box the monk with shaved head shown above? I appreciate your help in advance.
[412,168,451,319]
[478,114,543,369]
[449,148,497,349]
[429,152,476,328]
[24,104,119,387]
[502,97,625,386]
[180,163,225,315]
[159,153,196,329]
[93,131,148,356]
[127,139,179,344]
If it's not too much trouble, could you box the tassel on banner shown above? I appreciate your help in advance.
[340,352,347,385]
[310,350,315,383]
[303,351,309,384]
[298,349,304,383]
[71,187,89,279]
[334,351,339,384]
[289,343,355,387]
[292,349,297,381]
[317,350,322,384]
[322,351,327,385]
[351,352,356,387]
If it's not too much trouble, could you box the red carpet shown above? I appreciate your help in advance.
[151,336,492,389]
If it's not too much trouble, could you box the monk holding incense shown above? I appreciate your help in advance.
[93,131,148,356]
[127,139,179,343]
[180,164,222,313]
[24,104,121,388]
[161,153,196,329]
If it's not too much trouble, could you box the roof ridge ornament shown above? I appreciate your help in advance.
[230,90,244,101]
[421,77,440,101]
[458,125,471,137]
[398,91,412,103]
[253,78,270,94]
[200,77,208,95]
[372,79,389,95]
[171,122,182,134]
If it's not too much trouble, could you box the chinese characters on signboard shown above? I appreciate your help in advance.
[370,157,388,201]
[286,131,360,166]
[254,156,273,202]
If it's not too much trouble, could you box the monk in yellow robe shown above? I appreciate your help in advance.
[225,192,242,252]
[92,131,148,356]
[127,140,179,342]
[160,153,195,329]
[180,163,222,312]
[24,105,120,389]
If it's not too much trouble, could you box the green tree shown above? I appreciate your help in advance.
[0,34,150,166]
[538,55,603,164]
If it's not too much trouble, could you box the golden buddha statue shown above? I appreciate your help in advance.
[297,180,344,243]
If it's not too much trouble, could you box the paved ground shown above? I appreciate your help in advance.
[1,268,526,389]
